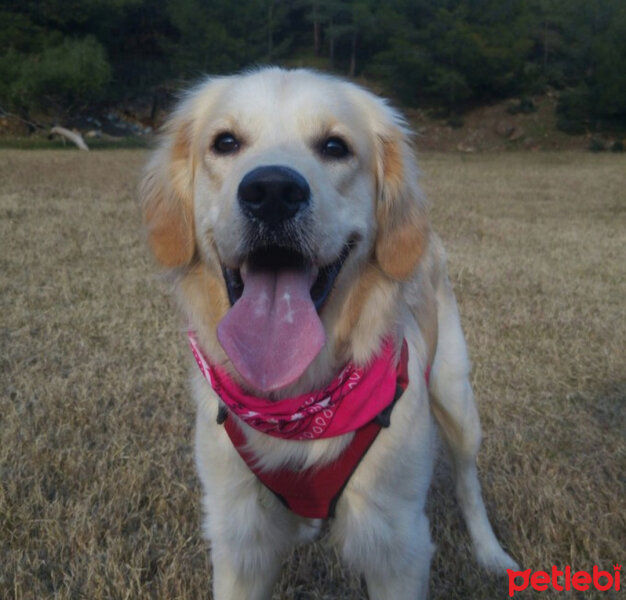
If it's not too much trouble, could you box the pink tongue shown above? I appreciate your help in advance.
[217,266,325,392]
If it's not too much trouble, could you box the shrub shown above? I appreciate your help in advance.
[447,114,465,129]
[0,37,111,112]
[588,136,606,152]
[556,86,591,135]
[611,140,624,153]
[506,96,536,115]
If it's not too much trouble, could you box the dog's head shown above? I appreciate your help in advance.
[140,68,428,394]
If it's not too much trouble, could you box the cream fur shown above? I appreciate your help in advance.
[140,67,518,599]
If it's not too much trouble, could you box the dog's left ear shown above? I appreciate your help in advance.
[374,113,428,281]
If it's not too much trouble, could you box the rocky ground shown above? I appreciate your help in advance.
[409,93,624,153]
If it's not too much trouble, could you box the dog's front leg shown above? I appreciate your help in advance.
[333,501,433,600]
[210,545,282,600]
[330,409,436,600]
[195,411,300,600]
[364,511,432,600]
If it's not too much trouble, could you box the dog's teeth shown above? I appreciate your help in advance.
[309,266,319,288]
[240,262,248,280]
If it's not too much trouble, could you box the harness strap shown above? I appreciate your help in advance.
[220,340,414,520]
[224,415,383,519]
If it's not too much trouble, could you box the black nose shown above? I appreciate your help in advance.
[238,166,310,225]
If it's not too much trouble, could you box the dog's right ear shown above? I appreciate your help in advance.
[139,114,196,268]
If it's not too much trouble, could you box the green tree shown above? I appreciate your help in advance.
[0,36,111,112]
[555,0,626,131]
[0,0,624,130]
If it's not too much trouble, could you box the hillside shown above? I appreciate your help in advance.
[1,92,622,153]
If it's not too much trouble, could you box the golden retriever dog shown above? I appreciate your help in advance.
[140,67,517,599]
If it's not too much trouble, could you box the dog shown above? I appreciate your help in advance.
[139,67,518,599]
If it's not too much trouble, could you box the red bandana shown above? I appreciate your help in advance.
[188,332,408,440]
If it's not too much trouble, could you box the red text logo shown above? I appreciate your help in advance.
[507,565,621,597]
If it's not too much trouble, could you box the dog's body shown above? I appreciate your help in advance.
[140,67,517,598]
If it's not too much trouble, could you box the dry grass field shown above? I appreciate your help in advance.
[1,149,624,599]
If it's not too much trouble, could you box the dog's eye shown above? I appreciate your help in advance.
[213,132,241,155]
[321,136,350,159]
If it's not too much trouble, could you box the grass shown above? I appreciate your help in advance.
[1,149,624,599]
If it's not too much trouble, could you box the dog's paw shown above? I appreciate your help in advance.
[475,542,520,574]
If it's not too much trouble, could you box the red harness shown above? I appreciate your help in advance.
[224,411,387,519]
[190,335,428,519]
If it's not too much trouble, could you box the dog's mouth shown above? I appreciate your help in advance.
[217,241,354,393]
[222,242,353,311]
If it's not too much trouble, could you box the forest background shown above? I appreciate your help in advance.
[1,0,625,141]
